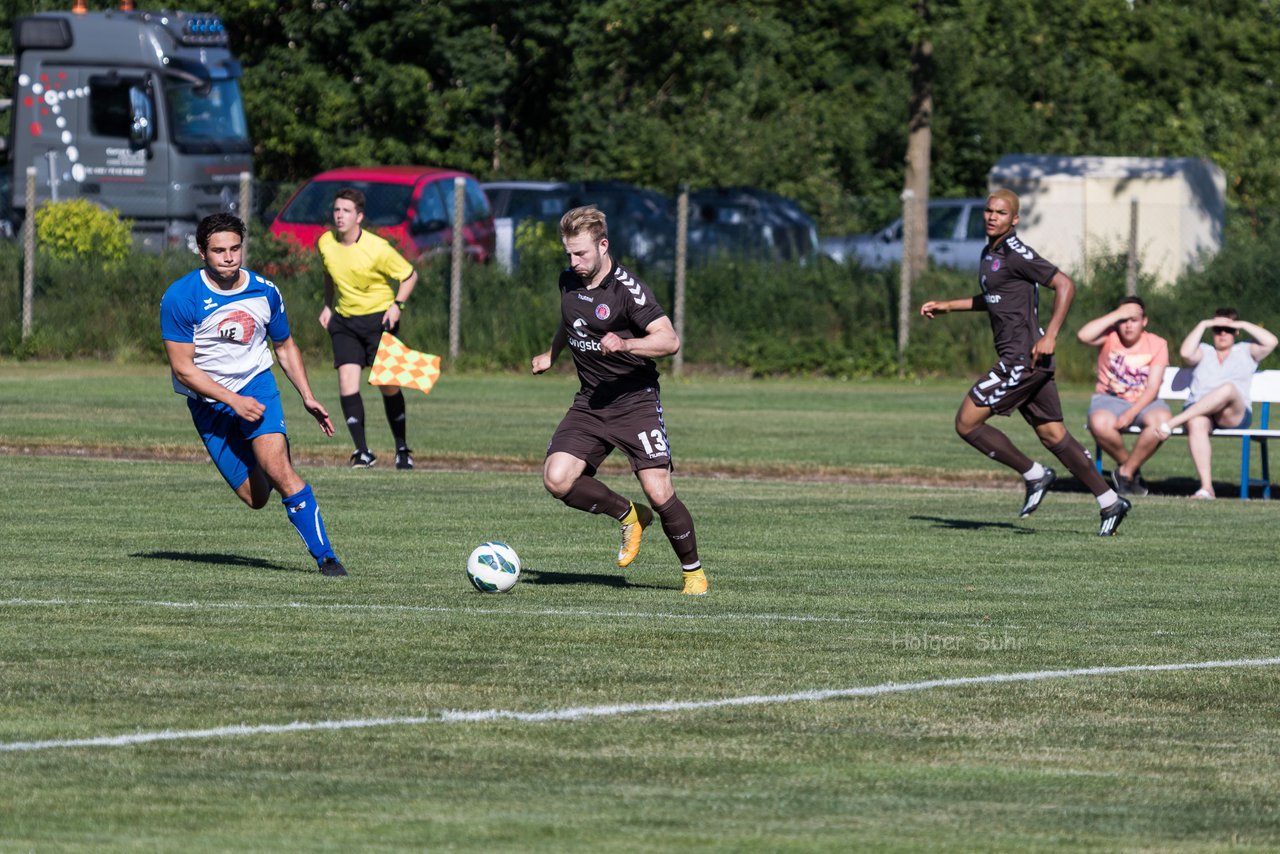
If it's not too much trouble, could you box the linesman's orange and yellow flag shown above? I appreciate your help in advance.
[368,332,442,396]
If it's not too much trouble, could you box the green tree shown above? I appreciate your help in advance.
[10,0,1280,239]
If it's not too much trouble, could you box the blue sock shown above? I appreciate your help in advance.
[282,483,336,565]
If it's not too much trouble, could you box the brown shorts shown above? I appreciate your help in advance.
[968,360,1064,423]
[547,387,673,476]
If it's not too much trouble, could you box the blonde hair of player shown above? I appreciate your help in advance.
[559,205,609,244]
[987,187,1021,217]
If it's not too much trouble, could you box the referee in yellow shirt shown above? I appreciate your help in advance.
[317,187,419,469]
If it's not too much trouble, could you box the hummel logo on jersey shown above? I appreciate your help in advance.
[576,293,594,303]
[202,297,217,312]
[615,269,647,306]
[1005,235,1035,261]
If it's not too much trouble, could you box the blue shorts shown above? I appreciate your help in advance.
[1212,408,1253,430]
[188,369,288,490]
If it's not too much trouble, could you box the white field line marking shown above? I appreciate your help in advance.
[0,597,982,628]
[3,656,1278,754]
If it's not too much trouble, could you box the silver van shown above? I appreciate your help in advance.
[821,198,988,272]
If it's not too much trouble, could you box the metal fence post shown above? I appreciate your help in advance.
[239,171,252,263]
[450,176,465,361]
[897,188,915,375]
[1126,197,1139,297]
[22,166,36,342]
[673,184,688,377]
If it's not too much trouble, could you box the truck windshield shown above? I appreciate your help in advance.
[166,80,251,154]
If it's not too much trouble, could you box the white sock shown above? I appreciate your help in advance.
[1023,462,1046,481]
[1096,489,1119,508]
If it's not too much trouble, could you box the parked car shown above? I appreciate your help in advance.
[820,197,987,271]
[482,180,582,225]
[483,179,676,271]
[482,179,580,271]
[579,180,677,272]
[688,186,819,265]
[270,166,496,262]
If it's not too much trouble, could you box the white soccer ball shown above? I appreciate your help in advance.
[466,541,521,593]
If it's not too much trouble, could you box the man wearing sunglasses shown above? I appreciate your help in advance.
[1153,308,1278,498]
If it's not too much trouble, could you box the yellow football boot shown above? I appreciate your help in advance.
[617,501,653,568]
[681,568,709,596]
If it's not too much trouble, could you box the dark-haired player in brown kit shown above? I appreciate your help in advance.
[532,205,708,594]
[920,188,1131,536]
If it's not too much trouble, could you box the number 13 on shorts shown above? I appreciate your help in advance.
[637,429,668,457]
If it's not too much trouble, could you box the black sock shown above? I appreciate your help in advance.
[382,391,408,449]
[340,393,368,452]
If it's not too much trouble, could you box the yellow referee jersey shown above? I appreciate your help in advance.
[318,230,415,318]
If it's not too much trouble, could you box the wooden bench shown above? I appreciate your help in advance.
[1091,368,1280,500]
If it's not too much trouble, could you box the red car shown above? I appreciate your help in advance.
[269,165,496,262]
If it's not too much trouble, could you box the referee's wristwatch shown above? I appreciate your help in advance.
[395,301,407,311]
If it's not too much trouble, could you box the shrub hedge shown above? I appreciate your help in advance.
[3,219,1278,380]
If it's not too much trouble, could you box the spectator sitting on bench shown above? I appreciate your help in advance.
[1077,296,1171,497]
[1151,308,1278,499]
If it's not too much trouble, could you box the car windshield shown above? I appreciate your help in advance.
[277,180,415,227]
[592,190,670,220]
[165,80,251,153]
[506,189,576,221]
[927,206,962,240]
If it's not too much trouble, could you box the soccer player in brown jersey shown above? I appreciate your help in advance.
[920,188,1131,536]
[532,206,709,593]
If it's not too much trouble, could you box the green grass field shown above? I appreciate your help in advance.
[2,363,1278,851]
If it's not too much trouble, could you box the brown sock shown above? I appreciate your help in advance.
[654,495,700,568]
[558,476,630,518]
[1046,434,1111,497]
[959,423,1035,474]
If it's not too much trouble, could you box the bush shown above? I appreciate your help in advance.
[514,219,565,275]
[33,199,133,268]
[3,217,1279,376]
